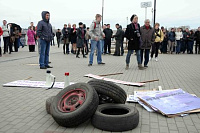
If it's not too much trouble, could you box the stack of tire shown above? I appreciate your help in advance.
[46,79,139,132]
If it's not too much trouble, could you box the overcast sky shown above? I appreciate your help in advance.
[0,0,199,29]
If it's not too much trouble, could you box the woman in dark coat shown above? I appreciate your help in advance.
[188,30,195,54]
[76,22,87,58]
[71,24,77,54]
[125,14,144,70]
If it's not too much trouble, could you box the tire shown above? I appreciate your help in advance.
[50,83,99,127]
[46,96,55,114]
[91,104,139,132]
[88,79,127,104]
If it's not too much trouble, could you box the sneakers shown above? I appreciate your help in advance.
[155,58,158,62]
[98,62,105,65]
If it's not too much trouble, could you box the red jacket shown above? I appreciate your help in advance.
[0,27,3,36]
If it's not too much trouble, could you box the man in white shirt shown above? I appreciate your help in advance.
[2,20,12,54]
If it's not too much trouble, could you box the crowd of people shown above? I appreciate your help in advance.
[0,12,199,70]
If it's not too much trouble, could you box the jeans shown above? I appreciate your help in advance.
[176,40,181,53]
[141,49,150,66]
[188,41,194,54]
[151,42,160,58]
[101,40,104,54]
[126,50,141,65]
[89,40,102,64]
[39,39,50,67]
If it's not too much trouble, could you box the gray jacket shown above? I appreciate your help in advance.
[140,25,155,49]
[89,20,104,41]
[37,11,53,42]
[113,28,123,41]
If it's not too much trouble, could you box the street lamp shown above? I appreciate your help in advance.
[154,0,156,27]
[102,0,104,26]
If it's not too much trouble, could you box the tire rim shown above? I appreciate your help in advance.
[58,89,86,113]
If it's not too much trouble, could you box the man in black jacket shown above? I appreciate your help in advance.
[125,14,144,70]
[103,24,113,54]
[194,27,200,54]
[56,29,61,48]
[113,24,123,56]
[37,11,53,69]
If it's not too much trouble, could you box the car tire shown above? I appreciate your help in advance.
[51,83,99,127]
[91,104,139,132]
[88,79,127,104]
[46,96,55,114]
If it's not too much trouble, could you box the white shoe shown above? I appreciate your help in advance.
[149,57,152,61]
[155,58,158,62]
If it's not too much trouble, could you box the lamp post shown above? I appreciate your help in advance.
[154,0,156,27]
[102,0,104,26]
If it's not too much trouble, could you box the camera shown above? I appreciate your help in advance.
[135,30,141,38]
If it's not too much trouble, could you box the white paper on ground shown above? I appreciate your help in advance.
[3,80,75,89]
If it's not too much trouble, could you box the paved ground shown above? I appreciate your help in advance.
[0,44,200,133]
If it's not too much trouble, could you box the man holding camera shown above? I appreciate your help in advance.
[125,14,144,70]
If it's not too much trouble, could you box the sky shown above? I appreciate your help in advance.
[0,0,200,30]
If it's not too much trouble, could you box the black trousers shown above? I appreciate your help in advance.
[3,37,12,53]
[14,38,19,52]
[29,45,35,52]
[76,48,85,57]
[114,40,121,56]
[195,41,200,54]
[57,38,60,48]
[63,43,69,54]
[151,42,160,58]
[104,38,111,54]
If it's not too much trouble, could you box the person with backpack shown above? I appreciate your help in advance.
[168,28,176,54]
[125,14,145,70]
[88,14,105,66]
[194,27,200,54]
[150,23,163,61]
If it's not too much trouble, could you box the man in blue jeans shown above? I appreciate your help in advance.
[88,14,105,66]
[37,11,53,69]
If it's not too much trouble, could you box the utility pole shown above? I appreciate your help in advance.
[145,7,147,20]
[154,0,156,27]
[102,0,104,26]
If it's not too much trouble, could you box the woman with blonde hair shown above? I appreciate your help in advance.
[150,23,164,62]
[71,24,77,54]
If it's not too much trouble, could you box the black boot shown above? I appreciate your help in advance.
[82,50,87,58]
[76,49,80,58]
[63,44,66,54]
